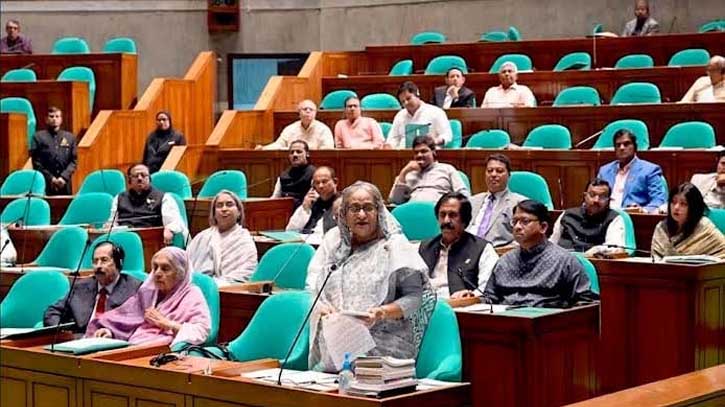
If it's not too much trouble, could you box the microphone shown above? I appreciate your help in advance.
[455,259,493,313]
[604,244,655,263]
[557,178,564,209]
[18,169,40,274]
[574,130,603,148]
[277,263,338,386]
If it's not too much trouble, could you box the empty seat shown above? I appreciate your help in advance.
[391,201,440,241]
[58,192,113,228]
[1,68,37,82]
[659,121,716,149]
[411,31,446,45]
[389,59,413,76]
[57,66,96,112]
[102,37,137,54]
[508,26,522,41]
[610,82,661,105]
[51,37,90,54]
[523,124,572,149]
[668,48,710,67]
[1,169,45,196]
[479,31,508,42]
[360,93,401,109]
[0,97,36,146]
[698,20,725,33]
[553,52,592,71]
[198,170,247,199]
[150,170,192,199]
[614,54,655,69]
[0,197,50,226]
[379,122,393,139]
[465,129,511,149]
[593,119,650,150]
[489,54,533,73]
[416,300,462,381]
[30,226,89,270]
[250,243,315,290]
[77,169,125,196]
[444,119,463,148]
[0,270,70,328]
[509,171,554,209]
[424,55,468,75]
[319,90,357,110]
[553,86,601,106]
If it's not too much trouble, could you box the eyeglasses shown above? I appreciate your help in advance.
[584,192,611,202]
[347,204,377,214]
[510,217,538,227]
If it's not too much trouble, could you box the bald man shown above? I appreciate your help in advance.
[257,99,334,150]
[481,62,536,108]
[622,0,659,36]
[680,56,725,103]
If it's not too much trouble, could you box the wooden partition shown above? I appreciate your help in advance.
[0,113,28,180]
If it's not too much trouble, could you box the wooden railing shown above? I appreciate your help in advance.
[0,113,28,180]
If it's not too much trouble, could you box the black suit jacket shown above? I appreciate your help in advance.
[432,86,476,108]
[43,274,141,333]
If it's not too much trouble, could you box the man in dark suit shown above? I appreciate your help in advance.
[44,242,141,333]
[431,68,476,109]
[30,107,77,195]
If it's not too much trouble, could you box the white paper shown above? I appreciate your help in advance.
[0,328,34,339]
[322,314,376,371]
[458,303,509,313]
[242,368,337,385]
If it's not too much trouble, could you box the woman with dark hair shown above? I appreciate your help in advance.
[651,182,725,259]
[142,111,187,174]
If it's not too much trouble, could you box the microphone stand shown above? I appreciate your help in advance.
[18,170,40,273]
[605,244,655,263]
[456,266,493,313]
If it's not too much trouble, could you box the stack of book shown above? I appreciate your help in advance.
[348,356,417,398]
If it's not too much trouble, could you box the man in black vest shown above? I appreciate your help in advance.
[270,140,316,209]
[549,178,626,256]
[418,192,499,299]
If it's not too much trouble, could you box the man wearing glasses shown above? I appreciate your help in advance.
[256,99,333,150]
[482,200,599,308]
[549,178,626,256]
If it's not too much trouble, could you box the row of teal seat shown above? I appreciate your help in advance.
[50,36,137,55]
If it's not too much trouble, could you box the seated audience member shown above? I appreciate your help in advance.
[466,154,526,247]
[483,200,599,307]
[334,96,384,149]
[621,0,659,36]
[88,247,211,346]
[481,62,536,108]
[690,151,725,208]
[0,225,16,267]
[389,136,469,204]
[187,190,257,286]
[386,81,452,149]
[107,164,188,245]
[550,178,626,256]
[30,107,77,196]
[44,242,141,333]
[271,140,316,208]
[257,100,333,150]
[680,56,725,103]
[142,111,187,174]
[0,19,32,54]
[286,166,339,235]
[419,193,498,299]
[651,183,725,260]
[306,181,435,372]
[431,68,476,109]
[597,129,666,213]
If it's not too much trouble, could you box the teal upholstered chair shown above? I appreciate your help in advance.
[1,197,50,226]
[509,171,554,210]
[198,170,247,199]
[592,119,650,150]
[572,253,600,295]
[319,90,357,110]
[0,270,70,328]
[58,192,113,228]
[553,86,601,106]
[0,97,36,146]
[553,52,592,71]
[1,169,45,196]
[489,54,533,73]
[698,20,725,33]
[58,66,96,111]
[77,169,125,196]
[659,121,716,149]
[479,31,508,42]
[610,82,661,105]
[1,68,37,82]
[250,243,315,290]
[82,231,146,276]
[411,31,446,45]
[591,23,604,35]
[51,37,90,54]
[707,208,725,233]
[613,209,636,256]
[165,192,189,249]
[416,300,462,381]
[391,201,440,241]
[192,273,220,345]
[379,122,392,139]
[444,119,463,149]
[458,170,471,191]
[102,37,137,54]
[424,55,468,75]
[508,26,522,41]
[151,170,192,199]
[389,59,413,76]
[360,93,401,109]
[465,129,510,149]
[614,54,655,69]
[30,226,88,270]
[668,48,710,67]
[523,124,572,149]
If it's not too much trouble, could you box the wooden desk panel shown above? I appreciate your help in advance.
[218,288,270,342]
[0,113,28,180]
[185,197,294,235]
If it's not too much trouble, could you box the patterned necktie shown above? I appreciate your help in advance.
[96,288,108,315]
[476,194,496,238]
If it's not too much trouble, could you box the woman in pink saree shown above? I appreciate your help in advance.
[86,247,210,346]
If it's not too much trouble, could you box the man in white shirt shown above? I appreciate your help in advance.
[690,151,725,209]
[257,99,334,150]
[386,81,452,149]
[481,62,536,108]
[680,55,725,103]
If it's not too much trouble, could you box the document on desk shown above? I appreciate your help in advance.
[242,368,337,388]
[44,337,129,355]
[458,303,510,313]
[322,314,376,371]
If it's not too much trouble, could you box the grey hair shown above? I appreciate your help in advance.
[711,55,725,72]
[208,189,244,226]
[152,246,188,283]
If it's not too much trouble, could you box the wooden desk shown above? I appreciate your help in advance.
[185,197,294,235]
[0,113,30,179]
[218,287,270,342]
[593,258,725,394]
[0,53,138,114]
[0,268,93,301]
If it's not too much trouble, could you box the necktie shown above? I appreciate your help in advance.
[476,194,496,238]
[96,288,108,315]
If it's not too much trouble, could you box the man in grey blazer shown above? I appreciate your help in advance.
[621,0,659,36]
[466,153,527,247]
[431,68,476,109]
[44,242,141,333]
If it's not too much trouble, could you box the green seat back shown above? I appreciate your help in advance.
[0,270,70,328]
[1,169,45,196]
[553,52,592,71]
[165,192,189,249]
[613,209,636,256]
[58,66,96,112]
[52,37,90,54]
[593,119,650,150]
[553,86,601,106]
[1,68,37,82]
[489,54,533,73]
[389,59,413,76]
[122,269,147,282]
[411,31,446,45]
[509,171,554,210]
[102,37,137,54]
[572,253,600,295]
[479,31,508,42]
[379,122,392,139]
[465,129,511,149]
[660,121,716,149]
[416,300,462,381]
[508,26,522,41]
[458,170,471,191]
[360,93,401,110]
[191,273,219,345]
[319,90,357,110]
[151,170,192,199]
[706,208,725,233]
[523,124,572,149]
[59,192,113,228]
[0,97,36,147]
[198,170,247,199]
[610,82,661,105]
[444,119,463,149]
[250,243,315,289]
[82,231,145,275]
[614,54,654,69]
[1,197,50,226]
[77,169,126,196]
[592,23,604,35]
[668,48,710,67]
[698,20,725,33]
[424,55,468,75]
[33,226,88,269]
[391,201,440,241]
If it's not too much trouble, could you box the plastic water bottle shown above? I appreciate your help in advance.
[338,352,354,395]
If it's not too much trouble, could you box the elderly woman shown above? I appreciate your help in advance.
[306,181,436,372]
[142,111,187,174]
[651,182,725,260]
[187,190,257,286]
[87,247,211,346]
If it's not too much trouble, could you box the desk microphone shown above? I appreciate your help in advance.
[604,244,655,263]
[455,259,493,313]
[18,170,40,274]
[574,130,603,148]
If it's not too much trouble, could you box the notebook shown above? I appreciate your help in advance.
[44,337,129,355]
